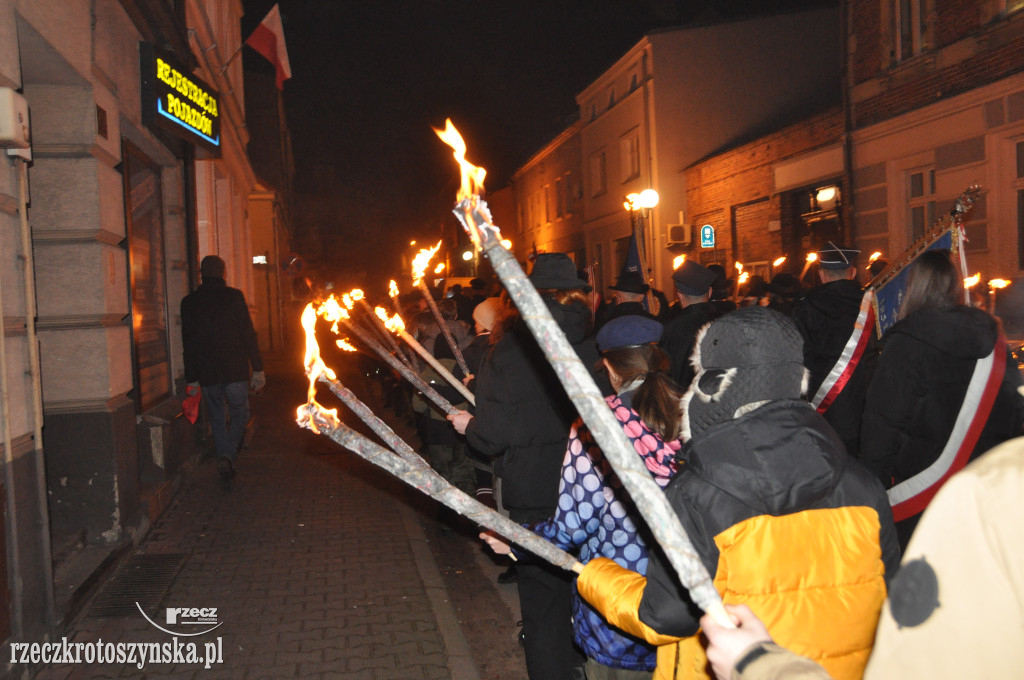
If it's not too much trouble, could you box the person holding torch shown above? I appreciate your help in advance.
[448,253,604,680]
[480,315,682,679]
[575,307,900,680]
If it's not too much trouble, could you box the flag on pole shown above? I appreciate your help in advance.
[246,4,292,90]
[621,229,651,312]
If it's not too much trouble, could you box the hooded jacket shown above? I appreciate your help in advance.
[578,399,899,680]
[860,305,1023,543]
[465,298,598,518]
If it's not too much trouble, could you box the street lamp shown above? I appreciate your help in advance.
[623,188,659,289]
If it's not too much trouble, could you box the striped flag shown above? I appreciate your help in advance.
[246,4,292,90]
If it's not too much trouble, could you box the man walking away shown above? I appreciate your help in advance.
[181,255,265,480]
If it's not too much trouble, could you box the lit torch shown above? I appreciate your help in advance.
[799,252,818,280]
[411,240,472,377]
[349,288,409,363]
[377,307,475,406]
[989,277,1011,313]
[732,262,745,303]
[319,296,458,416]
[297,304,582,573]
[435,118,730,626]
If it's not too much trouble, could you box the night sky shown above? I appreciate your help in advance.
[240,0,831,285]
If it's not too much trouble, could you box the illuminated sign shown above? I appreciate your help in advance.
[140,43,221,152]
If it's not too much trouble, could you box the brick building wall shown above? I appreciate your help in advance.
[850,0,1024,128]
[682,108,844,271]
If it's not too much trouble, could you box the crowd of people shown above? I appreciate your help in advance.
[382,247,1023,680]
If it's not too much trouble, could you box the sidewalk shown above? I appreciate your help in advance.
[31,354,526,680]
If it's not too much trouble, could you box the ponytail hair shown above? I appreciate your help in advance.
[602,344,683,442]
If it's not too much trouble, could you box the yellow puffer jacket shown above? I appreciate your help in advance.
[579,506,887,680]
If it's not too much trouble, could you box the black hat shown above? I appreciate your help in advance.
[609,270,649,294]
[596,315,663,352]
[529,253,591,291]
[672,260,716,296]
[817,242,860,270]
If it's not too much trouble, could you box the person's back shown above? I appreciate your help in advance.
[860,249,1023,547]
[575,308,898,680]
[181,255,264,480]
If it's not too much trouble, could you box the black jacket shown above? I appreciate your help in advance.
[638,399,900,637]
[660,301,720,388]
[791,279,879,458]
[181,277,263,386]
[861,305,1023,496]
[465,298,597,519]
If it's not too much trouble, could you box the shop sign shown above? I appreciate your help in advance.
[140,43,221,153]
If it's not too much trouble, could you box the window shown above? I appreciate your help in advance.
[620,130,640,183]
[894,0,928,62]
[555,177,564,218]
[908,168,936,242]
[123,141,171,411]
[543,184,551,224]
[564,171,575,215]
[590,151,607,197]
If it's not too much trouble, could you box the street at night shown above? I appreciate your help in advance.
[34,354,528,679]
[3,1,1024,679]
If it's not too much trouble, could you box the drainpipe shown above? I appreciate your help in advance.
[16,157,56,636]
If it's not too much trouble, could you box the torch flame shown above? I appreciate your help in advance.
[411,240,442,285]
[434,263,445,274]
[773,256,787,268]
[340,293,354,310]
[317,295,349,333]
[337,338,358,352]
[434,118,487,202]
[806,253,818,263]
[868,251,883,264]
[672,254,686,270]
[501,239,512,250]
[299,303,339,434]
[964,273,981,288]
[738,272,750,284]
[734,262,744,272]
[989,278,1011,289]
[377,306,406,333]
[350,289,365,301]
[389,280,400,298]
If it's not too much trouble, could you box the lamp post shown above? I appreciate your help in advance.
[624,188,659,295]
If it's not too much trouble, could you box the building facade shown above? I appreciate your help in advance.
[0,0,267,664]
[848,0,1024,283]
[574,6,841,296]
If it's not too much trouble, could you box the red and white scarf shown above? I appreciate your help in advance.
[888,335,1007,521]
[810,290,876,413]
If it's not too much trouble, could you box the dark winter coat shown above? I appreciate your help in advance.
[578,400,899,680]
[465,298,599,520]
[660,301,720,389]
[181,277,263,386]
[791,279,879,458]
[603,300,653,325]
[860,305,1023,540]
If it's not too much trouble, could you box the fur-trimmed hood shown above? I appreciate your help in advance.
[681,308,809,442]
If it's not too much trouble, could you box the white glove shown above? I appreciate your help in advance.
[250,371,266,392]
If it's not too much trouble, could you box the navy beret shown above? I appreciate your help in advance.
[596,315,663,352]
[672,260,716,296]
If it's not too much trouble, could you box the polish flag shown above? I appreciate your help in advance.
[246,4,291,90]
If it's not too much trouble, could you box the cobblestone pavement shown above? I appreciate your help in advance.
[32,355,528,680]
